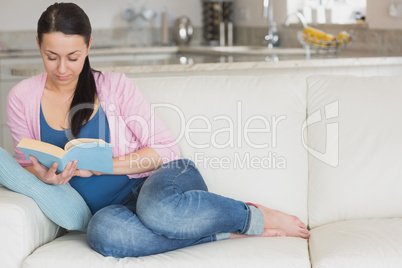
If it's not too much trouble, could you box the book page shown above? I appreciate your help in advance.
[17,138,65,158]
[64,138,107,151]
[63,140,113,173]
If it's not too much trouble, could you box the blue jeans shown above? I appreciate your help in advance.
[87,159,263,258]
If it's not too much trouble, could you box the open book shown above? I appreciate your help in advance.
[17,138,113,174]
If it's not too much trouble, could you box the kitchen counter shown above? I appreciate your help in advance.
[1,45,402,77]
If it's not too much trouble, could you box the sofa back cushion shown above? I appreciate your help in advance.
[134,75,308,223]
[307,75,402,228]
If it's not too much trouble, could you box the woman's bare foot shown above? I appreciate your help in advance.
[257,204,310,238]
[230,228,285,239]
[262,228,286,237]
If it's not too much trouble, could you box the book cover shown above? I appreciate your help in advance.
[17,138,113,174]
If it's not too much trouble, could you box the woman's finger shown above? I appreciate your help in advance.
[29,155,43,170]
[28,155,38,164]
[43,162,59,184]
[48,162,59,175]
[58,161,78,184]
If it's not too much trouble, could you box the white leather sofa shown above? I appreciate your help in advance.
[1,74,402,268]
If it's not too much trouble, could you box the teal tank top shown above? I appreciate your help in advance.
[40,105,142,214]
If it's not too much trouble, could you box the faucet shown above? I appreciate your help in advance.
[122,7,155,47]
[285,12,308,28]
[263,0,279,48]
[122,7,155,28]
[285,12,310,56]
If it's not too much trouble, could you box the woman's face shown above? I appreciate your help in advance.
[37,32,92,90]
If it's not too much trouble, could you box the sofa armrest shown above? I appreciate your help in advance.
[0,185,60,268]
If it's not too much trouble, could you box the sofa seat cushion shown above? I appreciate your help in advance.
[309,218,402,268]
[24,232,310,268]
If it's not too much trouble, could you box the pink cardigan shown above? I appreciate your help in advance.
[6,72,180,179]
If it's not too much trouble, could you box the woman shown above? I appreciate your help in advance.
[7,3,309,258]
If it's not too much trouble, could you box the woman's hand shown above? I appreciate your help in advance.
[74,169,105,178]
[29,156,78,185]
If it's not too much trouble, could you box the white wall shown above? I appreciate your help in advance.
[235,0,402,29]
[0,0,400,32]
[235,0,287,27]
[0,0,202,31]
[366,0,402,29]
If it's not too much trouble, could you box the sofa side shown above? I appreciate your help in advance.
[0,186,60,268]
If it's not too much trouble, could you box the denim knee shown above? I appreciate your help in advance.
[87,205,123,257]
[87,204,213,258]
[136,159,206,235]
[87,205,151,258]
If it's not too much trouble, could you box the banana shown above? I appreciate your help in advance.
[302,27,351,47]
[303,26,335,46]
[336,31,351,45]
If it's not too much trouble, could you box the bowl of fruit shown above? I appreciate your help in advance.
[297,26,355,53]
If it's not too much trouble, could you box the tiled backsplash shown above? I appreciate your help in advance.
[0,23,401,55]
[236,24,402,55]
